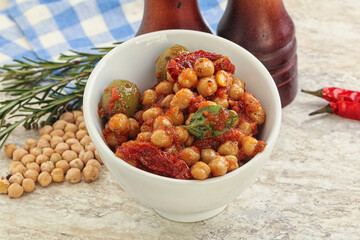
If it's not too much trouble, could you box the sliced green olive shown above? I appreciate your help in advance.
[101,79,141,118]
[155,44,189,82]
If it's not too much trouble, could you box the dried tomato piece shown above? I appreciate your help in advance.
[116,142,191,179]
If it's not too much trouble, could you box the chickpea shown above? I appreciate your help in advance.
[238,120,255,135]
[153,116,173,129]
[4,143,17,158]
[50,129,65,138]
[8,183,23,198]
[76,129,88,140]
[55,142,70,155]
[12,148,28,161]
[178,68,198,88]
[140,124,152,132]
[142,107,163,122]
[242,92,265,125]
[133,110,144,121]
[72,110,83,121]
[185,113,194,126]
[170,88,194,110]
[0,177,10,194]
[94,150,103,165]
[213,96,229,109]
[173,82,182,93]
[65,168,82,183]
[79,150,94,164]
[128,118,140,139]
[55,160,70,173]
[136,132,151,142]
[69,158,84,170]
[86,159,101,170]
[70,143,85,154]
[164,145,178,154]
[30,147,42,157]
[66,138,80,146]
[24,138,37,151]
[10,163,26,175]
[50,135,64,149]
[24,169,39,182]
[215,70,233,87]
[49,151,63,163]
[208,156,229,177]
[63,131,76,141]
[60,111,75,123]
[166,72,174,83]
[233,77,245,89]
[190,161,211,180]
[201,149,218,164]
[166,106,184,125]
[26,162,40,173]
[218,141,239,156]
[9,161,23,173]
[42,148,55,158]
[83,165,100,183]
[194,58,215,77]
[180,147,200,166]
[250,108,265,125]
[51,168,64,183]
[39,134,51,142]
[9,172,24,185]
[37,138,50,149]
[225,155,239,172]
[21,154,35,166]
[36,154,50,165]
[38,172,52,187]
[142,89,157,105]
[80,136,92,146]
[41,161,55,173]
[53,119,67,130]
[64,123,78,133]
[78,121,87,131]
[161,94,174,108]
[155,80,174,94]
[197,77,217,97]
[21,178,35,193]
[75,116,85,127]
[175,126,189,144]
[40,125,53,135]
[151,129,172,148]
[107,114,129,135]
[185,135,194,147]
[85,142,96,152]
[62,150,78,162]
[241,136,258,156]
[229,84,244,100]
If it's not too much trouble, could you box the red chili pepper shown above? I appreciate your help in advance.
[309,101,360,121]
[302,87,360,102]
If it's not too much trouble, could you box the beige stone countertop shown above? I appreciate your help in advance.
[1,0,360,239]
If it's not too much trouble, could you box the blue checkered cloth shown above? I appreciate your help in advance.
[0,0,227,66]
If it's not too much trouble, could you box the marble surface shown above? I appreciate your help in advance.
[1,0,360,239]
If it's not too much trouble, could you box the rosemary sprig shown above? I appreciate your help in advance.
[0,43,121,149]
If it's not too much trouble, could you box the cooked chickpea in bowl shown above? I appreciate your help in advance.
[98,46,266,180]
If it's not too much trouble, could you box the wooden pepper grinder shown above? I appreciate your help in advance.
[217,0,298,107]
[136,0,211,36]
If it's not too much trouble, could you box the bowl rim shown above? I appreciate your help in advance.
[83,29,282,185]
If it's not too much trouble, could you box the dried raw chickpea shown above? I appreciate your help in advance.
[4,144,17,158]
[72,110,83,121]
[71,143,84,154]
[83,165,100,183]
[8,183,23,198]
[50,129,65,138]
[36,154,50,165]
[201,149,218,164]
[26,162,40,173]
[76,129,88,141]
[78,121,87,131]
[208,156,229,177]
[50,136,64,149]
[225,155,239,172]
[75,116,85,127]
[38,172,52,187]
[37,138,50,149]
[65,123,78,133]
[9,172,24,185]
[39,134,51,142]
[142,107,163,122]
[142,89,157,105]
[0,177,10,194]
[194,58,215,77]
[9,161,22,172]
[49,153,62,163]
[30,147,42,157]
[22,178,35,193]
[197,77,217,97]
[63,131,76,141]
[128,118,140,139]
[190,161,211,180]
[80,136,92,146]
[40,125,53,135]
[218,141,239,156]
[24,138,37,151]
[55,160,70,173]
[69,158,84,170]
[79,150,94,164]
[10,162,26,175]
[51,168,64,183]
[41,161,55,173]
[12,148,28,161]
[55,142,70,155]
[53,119,67,130]
[86,159,101,170]
[60,111,75,123]
[21,154,35,166]
[151,129,172,148]
[66,138,80,146]
[62,150,78,163]
[65,168,82,183]
[42,147,54,158]
[94,150,103,165]
[180,147,200,166]
[170,88,194,110]
[155,80,174,94]
[85,142,96,152]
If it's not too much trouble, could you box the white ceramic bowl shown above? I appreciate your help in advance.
[83,30,281,222]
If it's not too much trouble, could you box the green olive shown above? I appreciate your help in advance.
[101,79,141,118]
[155,44,189,82]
